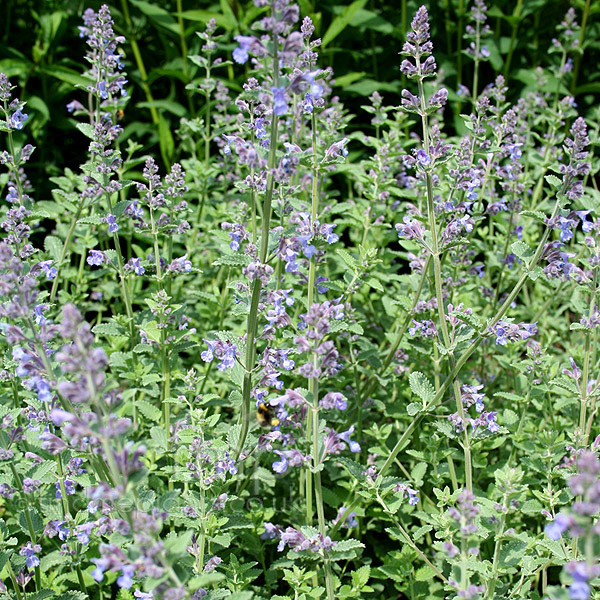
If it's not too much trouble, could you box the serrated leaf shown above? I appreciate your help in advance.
[212,254,252,267]
[407,402,422,416]
[19,508,44,535]
[511,240,534,261]
[150,426,168,450]
[544,174,562,189]
[137,399,162,422]
[336,248,358,271]
[44,236,63,262]
[92,322,126,336]
[408,371,435,404]
[77,216,102,225]
[76,122,95,140]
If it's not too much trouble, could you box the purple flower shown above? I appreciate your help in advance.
[485,412,499,433]
[303,93,314,114]
[495,325,508,345]
[168,254,192,273]
[416,149,430,166]
[324,138,349,159]
[272,86,288,116]
[39,260,57,280]
[335,507,358,528]
[66,100,85,113]
[321,224,338,244]
[55,478,76,498]
[465,178,480,202]
[559,216,577,242]
[569,582,590,600]
[316,276,329,293]
[272,450,289,474]
[98,80,108,99]
[320,392,347,410]
[201,340,215,363]
[76,522,95,545]
[6,185,18,203]
[19,542,41,569]
[254,117,267,140]
[233,35,254,64]
[339,425,361,453]
[204,556,222,572]
[8,110,28,130]
[117,565,135,589]
[131,258,145,275]
[201,340,236,370]
[87,249,106,266]
[545,513,571,540]
[575,210,593,233]
[106,213,119,233]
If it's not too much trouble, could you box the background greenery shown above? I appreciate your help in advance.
[1,0,599,199]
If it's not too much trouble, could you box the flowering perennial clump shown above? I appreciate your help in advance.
[0,0,598,599]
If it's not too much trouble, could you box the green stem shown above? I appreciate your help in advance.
[120,0,159,124]
[378,494,448,583]
[418,68,472,491]
[312,379,335,600]
[7,464,41,591]
[234,25,279,461]
[580,268,598,446]
[486,496,509,599]
[503,0,523,79]
[570,0,591,95]
[6,560,23,600]
[379,192,563,483]
[50,198,85,302]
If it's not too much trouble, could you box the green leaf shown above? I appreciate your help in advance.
[158,114,175,168]
[336,248,358,271]
[322,0,369,48]
[136,100,187,117]
[44,236,63,262]
[92,322,127,337]
[39,65,90,87]
[27,591,55,600]
[544,174,562,189]
[129,0,179,34]
[178,10,235,30]
[76,122,96,140]
[212,254,252,267]
[150,426,168,451]
[511,240,534,262]
[407,402,422,416]
[19,508,44,535]
[136,399,162,422]
[409,371,435,404]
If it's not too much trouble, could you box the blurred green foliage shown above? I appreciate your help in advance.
[1,0,600,194]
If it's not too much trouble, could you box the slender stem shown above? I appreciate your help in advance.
[380,193,563,482]
[418,68,472,491]
[361,256,431,401]
[312,381,335,600]
[503,0,523,79]
[580,268,598,446]
[7,463,41,591]
[120,0,159,124]
[6,560,23,600]
[234,24,279,460]
[570,0,591,95]
[50,199,85,302]
[486,496,509,599]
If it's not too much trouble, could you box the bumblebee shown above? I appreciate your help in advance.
[116,109,125,121]
[257,402,279,428]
